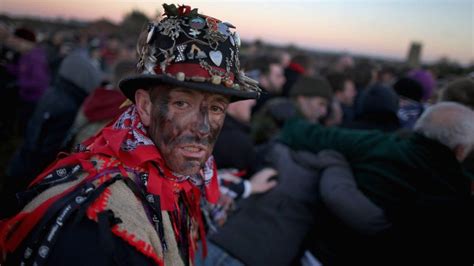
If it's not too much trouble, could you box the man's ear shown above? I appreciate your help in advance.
[453,144,467,162]
[135,89,152,126]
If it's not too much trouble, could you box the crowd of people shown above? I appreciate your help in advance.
[0,4,473,265]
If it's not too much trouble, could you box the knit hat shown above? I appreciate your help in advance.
[407,69,436,101]
[359,84,399,115]
[393,77,424,102]
[289,76,333,100]
[119,3,260,102]
[440,78,474,109]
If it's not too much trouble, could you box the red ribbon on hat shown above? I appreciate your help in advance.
[154,63,235,83]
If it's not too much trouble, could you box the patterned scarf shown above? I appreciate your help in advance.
[74,105,220,208]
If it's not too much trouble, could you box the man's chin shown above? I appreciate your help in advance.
[170,160,203,176]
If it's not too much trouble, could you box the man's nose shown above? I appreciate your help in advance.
[193,108,211,137]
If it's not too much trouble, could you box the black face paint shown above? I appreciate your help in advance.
[147,87,228,175]
[197,105,211,135]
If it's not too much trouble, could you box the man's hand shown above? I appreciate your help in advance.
[250,168,278,194]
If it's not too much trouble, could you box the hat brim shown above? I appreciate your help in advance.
[119,74,259,103]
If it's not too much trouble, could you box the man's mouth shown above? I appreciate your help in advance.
[179,144,207,158]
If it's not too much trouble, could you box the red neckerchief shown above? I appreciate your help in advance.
[84,105,220,209]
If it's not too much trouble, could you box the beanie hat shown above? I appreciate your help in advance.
[408,69,436,101]
[393,77,424,102]
[289,75,333,101]
[360,84,399,115]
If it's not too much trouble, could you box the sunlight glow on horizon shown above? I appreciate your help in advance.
[2,0,473,65]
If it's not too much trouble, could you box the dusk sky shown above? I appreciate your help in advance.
[2,0,473,65]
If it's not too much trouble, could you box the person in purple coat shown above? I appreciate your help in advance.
[5,27,50,132]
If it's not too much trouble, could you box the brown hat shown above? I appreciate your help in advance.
[440,78,474,109]
[289,75,333,100]
[119,3,260,102]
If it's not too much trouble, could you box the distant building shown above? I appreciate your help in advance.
[407,42,422,68]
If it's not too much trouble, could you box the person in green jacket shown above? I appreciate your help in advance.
[280,101,473,263]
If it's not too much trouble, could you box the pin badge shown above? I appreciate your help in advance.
[217,22,230,38]
[209,50,223,66]
[175,44,187,62]
[196,50,207,59]
[206,17,219,32]
[190,17,206,30]
[187,44,207,60]
[189,28,201,38]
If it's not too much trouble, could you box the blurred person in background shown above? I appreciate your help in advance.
[252,75,333,145]
[281,102,473,264]
[350,60,377,116]
[280,53,315,97]
[408,69,436,103]
[345,84,400,132]
[3,27,50,134]
[321,99,343,127]
[42,30,72,82]
[65,59,135,147]
[2,37,104,215]
[210,98,277,228]
[438,77,474,176]
[377,65,398,88]
[0,23,21,137]
[439,77,474,109]
[249,55,286,114]
[214,99,258,179]
[326,72,356,125]
[393,77,425,129]
[332,54,355,74]
[100,35,122,73]
[278,50,291,69]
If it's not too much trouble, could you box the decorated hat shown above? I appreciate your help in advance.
[119,4,261,102]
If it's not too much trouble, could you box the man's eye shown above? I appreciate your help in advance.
[210,105,224,113]
[173,101,189,108]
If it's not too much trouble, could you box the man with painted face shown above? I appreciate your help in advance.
[0,4,260,266]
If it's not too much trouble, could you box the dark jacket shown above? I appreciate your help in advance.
[344,85,400,132]
[251,98,297,145]
[210,143,322,266]
[213,115,257,176]
[281,119,472,262]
